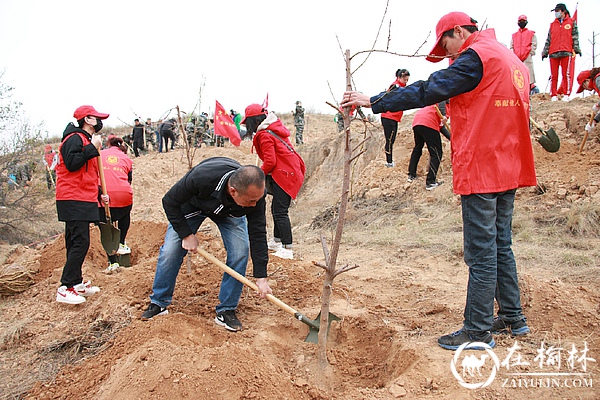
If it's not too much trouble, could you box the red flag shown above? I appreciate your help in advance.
[262,93,269,109]
[214,100,241,146]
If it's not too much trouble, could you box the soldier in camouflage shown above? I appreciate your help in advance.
[145,118,156,151]
[292,101,305,145]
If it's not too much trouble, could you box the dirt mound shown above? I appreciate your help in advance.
[1,98,600,399]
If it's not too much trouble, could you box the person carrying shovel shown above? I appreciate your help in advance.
[42,144,58,190]
[141,157,273,332]
[98,135,133,272]
[55,105,110,305]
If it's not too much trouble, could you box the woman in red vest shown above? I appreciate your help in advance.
[380,69,409,167]
[243,103,306,260]
[55,105,108,305]
[99,135,134,271]
[541,3,581,100]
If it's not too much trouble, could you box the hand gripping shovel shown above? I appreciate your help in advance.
[197,248,339,343]
[579,113,595,154]
[97,155,120,255]
[530,117,560,153]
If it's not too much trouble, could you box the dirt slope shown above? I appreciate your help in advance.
[1,95,600,399]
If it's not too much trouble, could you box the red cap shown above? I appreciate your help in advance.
[427,12,478,63]
[576,70,591,94]
[518,15,527,21]
[73,105,110,120]
[241,103,267,124]
[45,144,52,151]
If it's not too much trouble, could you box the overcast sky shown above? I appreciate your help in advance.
[0,0,598,137]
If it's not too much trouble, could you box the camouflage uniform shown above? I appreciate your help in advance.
[145,120,156,151]
[335,112,344,132]
[293,101,305,145]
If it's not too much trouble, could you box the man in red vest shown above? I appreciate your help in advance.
[342,11,536,350]
[541,3,581,101]
[42,144,58,190]
[55,105,109,305]
[510,15,538,95]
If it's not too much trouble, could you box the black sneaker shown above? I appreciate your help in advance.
[407,175,417,182]
[491,316,530,336]
[438,329,496,350]
[426,181,443,191]
[215,310,243,332]
[141,303,168,320]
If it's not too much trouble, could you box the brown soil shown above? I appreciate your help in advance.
[1,95,600,399]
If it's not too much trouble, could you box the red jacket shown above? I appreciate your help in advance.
[548,16,575,54]
[512,28,535,61]
[412,105,442,131]
[381,79,406,122]
[99,146,133,207]
[449,29,536,195]
[252,113,306,199]
[56,132,99,203]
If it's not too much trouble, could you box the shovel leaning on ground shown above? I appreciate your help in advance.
[97,155,120,256]
[197,248,339,343]
[530,117,560,153]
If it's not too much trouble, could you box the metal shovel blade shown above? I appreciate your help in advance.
[99,221,120,255]
[304,311,341,343]
[537,126,560,153]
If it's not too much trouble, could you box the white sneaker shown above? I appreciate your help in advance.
[74,280,100,297]
[562,96,570,102]
[267,239,282,251]
[551,96,558,101]
[117,243,131,255]
[105,262,120,272]
[56,286,86,304]
[272,247,293,260]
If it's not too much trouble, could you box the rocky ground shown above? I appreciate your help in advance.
[1,94,600,399]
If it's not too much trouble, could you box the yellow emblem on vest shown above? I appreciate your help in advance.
[512,66,526,91]
[564,24,571,30]
[107,155,119,165]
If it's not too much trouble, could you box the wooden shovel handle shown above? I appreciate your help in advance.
[579,113,595,154]
[197,248,298,317]
[434,104,451,134]
[96,152,111,220]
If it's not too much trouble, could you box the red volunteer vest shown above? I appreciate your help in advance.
[412,105,441,131]
[44,151,55,166]
[381,79,406,122]
[548,16,575,54]
[512,28,535,61]
[99,146,133,207]
[450,29,536,195]
[56,132,100,202]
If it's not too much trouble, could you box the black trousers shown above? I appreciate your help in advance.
[408,125,443,185]
[382,117,398,164]
[60,220,90,288]
[268,176,293,246]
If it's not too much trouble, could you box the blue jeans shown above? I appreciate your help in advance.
[149,214,249,313]
[461,189,525,334]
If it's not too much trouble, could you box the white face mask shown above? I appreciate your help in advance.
[555,11,562,19]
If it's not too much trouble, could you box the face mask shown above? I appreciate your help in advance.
[555,11,562,19]
[93,119,103,133]
[518,21,527,29]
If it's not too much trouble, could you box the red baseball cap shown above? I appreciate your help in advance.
[73,105,110,120]
[427,12,478,63]
[518,15,527,21]
[241,103,267,124]
[576,70,591,94]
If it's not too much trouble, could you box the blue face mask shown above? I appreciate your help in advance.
[555,11,562,19]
